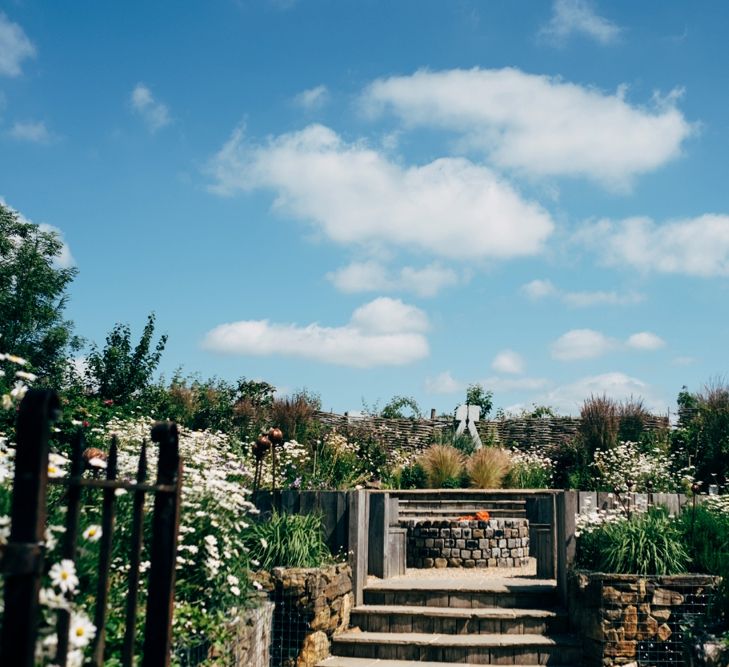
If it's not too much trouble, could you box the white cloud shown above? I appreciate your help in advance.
[540,0,621,45]
[425,371,463,395]
[522,279,557,300]
[9,120,51,144]
[327,260,459,297]
[540,372,666,415]
[491,350,526,375]
[202,297,429,368]
[0,12,35,77]
[294,85,329,110]
[130,83,171,132]
[362,68,693,188]
[208,123,554,260]
[579,215,729,277]
[672,356,696,367]
[626,331,666,351]
[522,279,644,307]
[550,328,617,361]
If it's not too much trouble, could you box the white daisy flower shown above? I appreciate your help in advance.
[49,559,79,594]
[68,611,96,648]
[82,525,102,542]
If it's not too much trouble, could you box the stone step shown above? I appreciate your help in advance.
[319,657,579,667]
[351,605,568,635]
[363,578,557,610]
[331,631,582,664]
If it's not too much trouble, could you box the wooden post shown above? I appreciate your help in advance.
[142,422,182,667]
[347,489,368,606]
[556,491,577,606]
[0,390,60,667]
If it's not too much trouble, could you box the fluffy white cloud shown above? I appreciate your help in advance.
[9,120,51,144]
[294,85,329,110]
[327,260,460,297]
[540,372,666,415]
[491,350,525,375]
[540,0,621,45]
[425,371,463,395]
[0,12,35,77]
[130,83,171,132]
[202,297,429,368]
[522,279,558,300]
[362,68,693,188]
[579,215,729,277]
[550,329,617,361]
[522,279,644,307]
[626,331,666,351]
[208,124,553,260]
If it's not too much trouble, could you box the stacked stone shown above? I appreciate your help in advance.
[405,518,530,568]
[569,572,719,667]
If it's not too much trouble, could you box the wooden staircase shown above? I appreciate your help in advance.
[318,576,581,666]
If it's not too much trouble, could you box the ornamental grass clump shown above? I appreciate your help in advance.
[243,511,331,570]
[578,506,689,575]
[467,447,511,489]
[420,445,465,488]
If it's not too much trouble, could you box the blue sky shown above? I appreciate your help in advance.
[2,0,728,416]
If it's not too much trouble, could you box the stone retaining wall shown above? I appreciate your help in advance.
[258,563,353,667]
[568,571,719,666]
[404,518,530,568]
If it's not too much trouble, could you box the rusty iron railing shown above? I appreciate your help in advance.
[0,389,183,667]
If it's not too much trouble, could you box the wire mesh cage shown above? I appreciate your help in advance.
[598,575,717,667]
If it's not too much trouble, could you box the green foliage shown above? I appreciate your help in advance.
[243,511,332,570]
[617,397,650,443]
[578,507,690,575]
[465,384,493,419]
[398,462,427,489]
[380,395,421,419]
[0,202,80,385]
[451,432,477,456]
[671,381,729,487]
[86,313,167,404]
[504,452,553,489]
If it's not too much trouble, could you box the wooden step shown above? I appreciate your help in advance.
[319,657,580,667]
[351,605,568,635]
[363,578,557,610]
[399,509,527,519]
[331,631,582,664]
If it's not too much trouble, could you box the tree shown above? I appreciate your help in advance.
[0,202,79,382]
[381,395,421,420]
[86,313,167,403]
[465,384,493,419]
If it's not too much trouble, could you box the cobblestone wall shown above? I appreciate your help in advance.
[404,518,530,569]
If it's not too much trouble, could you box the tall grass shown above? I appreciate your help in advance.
[243,511,331,570]
[580,394,619,454]
[467,447,512,489]
[420,445,465,488]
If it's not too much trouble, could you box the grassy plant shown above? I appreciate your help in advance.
[579,506,689,575]
[270,389,321,444]
[243,511,331,570]
[618,396,650,443]
[397,462,427,489]
[580,394,619,455]
[466,447,511,489]
[420,445,465,488]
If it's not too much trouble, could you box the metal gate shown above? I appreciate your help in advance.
[0,389,183,666]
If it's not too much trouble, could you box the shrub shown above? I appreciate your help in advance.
[380,395,421,419]
[577,506,690,575]
[504,449,553,489]
[420,445,465,488]
[398,462,427,489]
[243,511,331,570]
[618,397,650,443]
[579,394,619,455]
[452,432,477,456]
[467,447,511,489]
[270,389,321,444]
